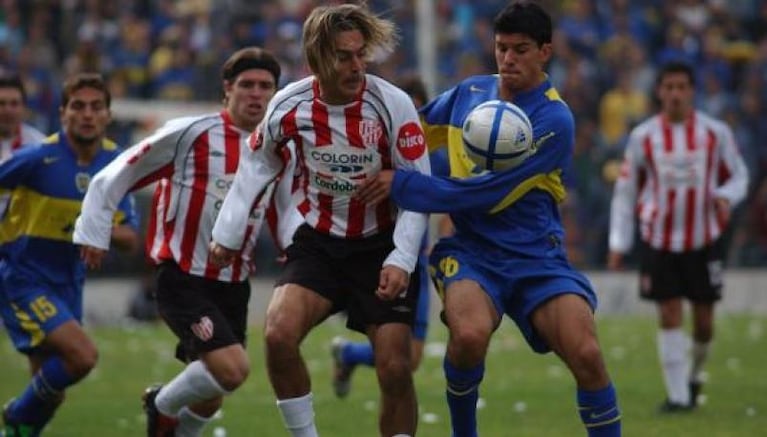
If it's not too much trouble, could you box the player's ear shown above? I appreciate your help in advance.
[539,42,553,64]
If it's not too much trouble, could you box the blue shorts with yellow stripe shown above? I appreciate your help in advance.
[0,264,82,354]
[429,236,597,353]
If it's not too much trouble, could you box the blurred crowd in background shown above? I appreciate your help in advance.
[2,0,767,271]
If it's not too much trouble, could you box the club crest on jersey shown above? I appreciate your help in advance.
[190,316,214,341]
[359,120,383,147]
[396,122,426,160]
[248,129,264,151]
[75,172,91,193]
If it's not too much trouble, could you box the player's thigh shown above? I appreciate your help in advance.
[429,240,500,334]
[531,293,597,356]
[443,279,498,336]
[265,283,333,341]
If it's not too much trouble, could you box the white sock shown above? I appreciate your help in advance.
[690,340,710,383]
[155,360,228,416]
[175,406,212,437]
[276,393,318,437]
[658,328,691,404]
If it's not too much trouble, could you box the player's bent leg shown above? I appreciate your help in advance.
[442,279,497,437]
[266,284,331,437]
[264,284,332,398]
[162,345,249,436]
[370,322,417,437]
[532,294,621,436]
[5,321,96,434]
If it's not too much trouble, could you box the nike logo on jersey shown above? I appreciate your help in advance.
[43,156,59,165]
[469,85,484,92]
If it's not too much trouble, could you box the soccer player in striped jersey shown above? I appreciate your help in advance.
[329,76,443,398]
[210,5,430,436]
[378,2,623,436]
[608,61,748,412]
[73,48,293,437]
[0,72,45,163]
[0,73,140,436]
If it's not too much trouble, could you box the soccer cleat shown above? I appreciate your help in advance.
[331,336,354,398]
[2,400,37,437]
[142,385,178,437]
[689,380,702,407]
[657,399,694,414]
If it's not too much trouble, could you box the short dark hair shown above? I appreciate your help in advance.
[656,61,696,87]
[61,73,111,108]
[0,73,26,102]
[397,75,429,107]
[221,47,281,85]
[493,1,552,46]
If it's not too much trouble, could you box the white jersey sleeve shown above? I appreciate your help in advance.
[381,82,430,273]
[712,120,749,206]
[212,114,285,250]
[608,125,644,254]
[74,117,192,249]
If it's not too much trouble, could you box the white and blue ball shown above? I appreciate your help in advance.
[461,100,534,171]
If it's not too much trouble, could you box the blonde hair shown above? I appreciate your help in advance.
[302,3,399,80]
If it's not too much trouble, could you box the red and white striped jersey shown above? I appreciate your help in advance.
[213,75,430,273]
[0,123,46,162]
[609,111,749,253]
[74,110,296,282]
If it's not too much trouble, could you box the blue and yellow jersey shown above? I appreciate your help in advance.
[0,132,138,285]
[393,74,575,257]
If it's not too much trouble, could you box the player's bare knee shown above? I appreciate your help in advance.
[65,346,99,379]
[213,363,250,391]
[567,339,606,380]
[376,356,413,395]
[449,326,490,362]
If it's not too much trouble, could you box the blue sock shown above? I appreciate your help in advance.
[342,342,375,367]
[443,358,484,437]
[577,383,622,437]
[9,356,75,427]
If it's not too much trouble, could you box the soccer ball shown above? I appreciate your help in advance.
[461,100,534,171]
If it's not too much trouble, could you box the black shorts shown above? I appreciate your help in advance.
[276,224,419,333]
[638,238,724,302]
[155,261,251,362]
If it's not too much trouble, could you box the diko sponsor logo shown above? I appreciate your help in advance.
[396,122,426,160]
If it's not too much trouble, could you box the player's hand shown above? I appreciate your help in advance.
[606,251,623,271]
[355,170,394,205]
[714,197,731,225]
[376,265,409,301]
[80,245,107,270]
[209,242,237,268]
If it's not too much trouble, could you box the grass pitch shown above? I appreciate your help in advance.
[1,314,766,436]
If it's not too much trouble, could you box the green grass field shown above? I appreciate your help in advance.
[2,314,766,436]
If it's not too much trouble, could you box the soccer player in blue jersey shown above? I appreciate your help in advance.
[0,73,140,436]
[360,2,622,436]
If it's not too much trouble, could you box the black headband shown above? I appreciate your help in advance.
[223,58,281,84]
